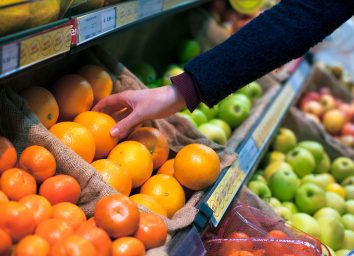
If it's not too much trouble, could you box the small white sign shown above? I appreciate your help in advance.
[138,0,163,18]
[101,8,116,32]
[1,42,19,75]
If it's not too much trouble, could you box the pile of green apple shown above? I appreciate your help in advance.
[178,81,263,145]
[248,127,354,254]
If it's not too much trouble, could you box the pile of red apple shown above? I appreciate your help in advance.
[298,88,354,148]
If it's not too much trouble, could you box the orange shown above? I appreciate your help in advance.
[130,194,167,216]
[20,86,59,129]
[221,232,253,253]
[34,218,73,247]
[50,121,96,163]
[1,168,37,201]
[74,111,118,159]
[140,174,185,218]
[50,235,96,256]
[112,237,145,256]
[19,145,56,182]
[157,159,175,176]
[39,174,81,205]
[52,202,86,230]
[0,201,36,242]
[327,183,346,198]
[15,235,50,256]
[0,191,9,203]
[19,195,53,227]
[0,228,12,256]
[52,74,94,121]
[228,251,254,256]
[91,159,132,196]
[0,135,17,174]
[127,127,170,169]
[134,212,167,249]
[174,143,220,190]
[77,65,113,104]
[94,194,140,238]
[265,230,290,256]
[108,141,153,188]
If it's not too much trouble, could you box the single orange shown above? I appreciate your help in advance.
[127,127,170,169]
[20,86,59,128]
[221,232,253,253]
[15,235,50,256]
[52,202,86,230]
[1,168,37,201]
[0,228,12,256]
[134,212,167,249]
[52,74,94,121]
[77,65,113,104]
[85,217,97,228]
[74,111,118,159]
[19,194,53,227]
[50,121,96,163]
[0,191,9,203]
[39,174,81,205]
[19,145,56,182]
[112,237,145,256]
[50,235,96,256]
[265,230,290,256]
[0,135,17,174]
[108,141,153,188]
[91,159,132,196]
[34,218,73,247]
[174,143,220,190]
[0,201,36,242]
[157,159,175,176]
[130,194,167,216]
[228,251,254,256]
[140,174,185,218]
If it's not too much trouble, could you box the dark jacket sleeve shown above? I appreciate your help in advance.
[174,0,354,109]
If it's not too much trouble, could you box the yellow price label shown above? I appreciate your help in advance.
[229,0,264,14]
[116,1,138,27]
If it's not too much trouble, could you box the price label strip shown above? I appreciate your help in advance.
[77,7,117,44]
[163,0,189,10]
[116,1,137,27]
[137,0,163,18]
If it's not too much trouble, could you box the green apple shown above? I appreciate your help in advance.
[335,249,351,256]
[298,140,325,166]
[209,119,231,138]
[346,200,354,215]
[198,103,218,121]
[301,174,334,190]
[236,81,263,102]
[342,176,354,186]
[266,197,282,208]
[162,65,184,85]
[288,213,321,239]
[177,112,197,127]
[331,157,354,183]
[341,214,354,231]
[248,181,272,199]
[295,183,326,214]
[317,216,345,251]
[314,207,341,221]
[282,201,299,214]
[325,246,336,256]
[268,168,300,201]
[286,147,316,177]
[274,206,292,221]
[263,161,293,180]
[198,123,227,145]
[260,151,286,168]
[250,171,267,184]
[271,128,297,153]
[345,185,354,200]
[178,39,201,64]
[190,109,208,126]
[229,94,252,109]
[314,152,331,174]
[326,192,347,215]
[217,96,250,128]
[131,63,156,84]
[341,230,354,250]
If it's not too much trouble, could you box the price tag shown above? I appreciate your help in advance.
[137,0,163,18]
[116,1,137,27]
[1,42,19,75]
[101,8,116,32]
[289,61,310,92]
[238,138,258,172]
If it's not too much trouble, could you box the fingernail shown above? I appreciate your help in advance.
[110,128,120,138]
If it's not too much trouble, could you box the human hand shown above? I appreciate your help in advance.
[92,85,187,140]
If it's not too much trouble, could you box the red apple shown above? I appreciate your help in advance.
[342,122,354,137]
[301,101,324,117]
[320,94,336,111]
[336,99,345,108]
[319,87,331,95]
[299,92,321,109]
[323,109,346,135]
[339,104,354,121]
[338,135,354,148]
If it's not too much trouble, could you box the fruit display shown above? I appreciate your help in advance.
[248,127,354,253]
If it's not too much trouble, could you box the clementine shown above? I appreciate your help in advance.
[265,230,290,256]
[19,194,53,227]
[94,194,140,238]
[0,191,9,203]
[19,145,56,182]
[52,74,94,121]
[34,218,73,246]
[50,121,95,163]
[221,232,253,253]
[108,141,153,188]
[0,228,12,256]
[130,194,167,216]
[157,159,175,176]
[134,212,167,249]
[74,111,118,159]
[0,201,36,241]
[0,135,17,174]
[77,65,113,104]
[52,202,86,230]
[127,127,170,169]
[252,249,266,256]
[15,235,50,256]
[76,224,112,256]
[91,159,132,196]
[227,251,254,256]
[174,143,220,190]
[50,235,96,256]
[140,174,185,218]
[112,237,145,256]
[39,174,81,205]
[1,168,37,201]
[20,86,59,128]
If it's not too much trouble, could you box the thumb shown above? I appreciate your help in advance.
[110,111,142,139]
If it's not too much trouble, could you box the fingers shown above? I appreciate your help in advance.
[110,110,143,139]
[92,93,130,114]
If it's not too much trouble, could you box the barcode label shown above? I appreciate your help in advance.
[138,0,163,18]
[1,42,19,75]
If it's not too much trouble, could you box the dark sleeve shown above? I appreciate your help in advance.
[174,0,354,109]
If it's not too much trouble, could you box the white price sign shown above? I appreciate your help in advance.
[138,0,163,18]
[1,42,19,75]
[101,8,116,32]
